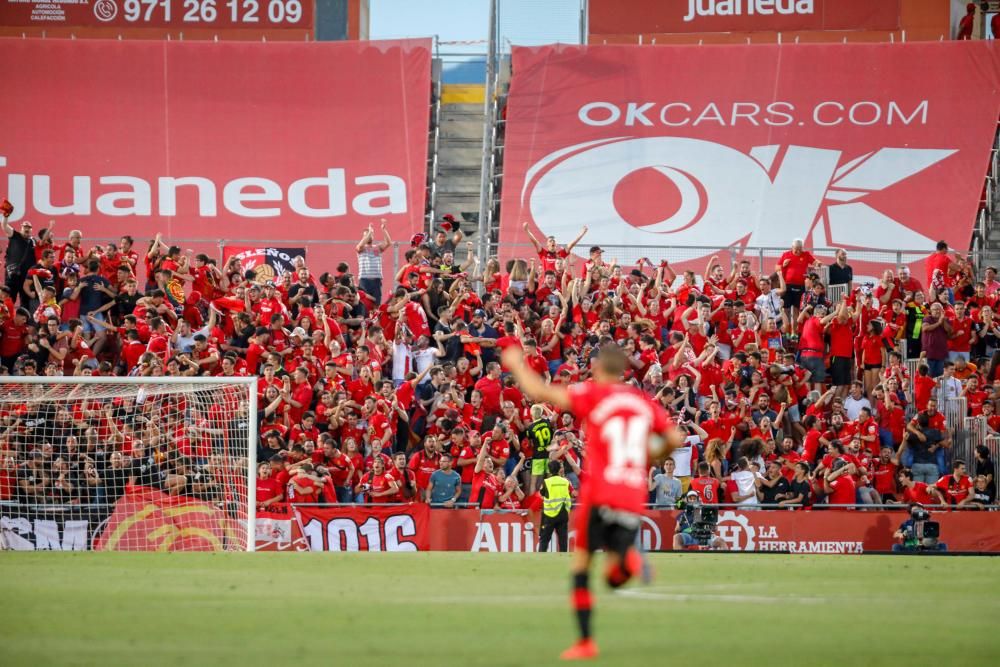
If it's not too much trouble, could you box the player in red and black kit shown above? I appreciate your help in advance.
[503,343,683,661]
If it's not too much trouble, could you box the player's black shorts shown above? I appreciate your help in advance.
[576,505,639,556]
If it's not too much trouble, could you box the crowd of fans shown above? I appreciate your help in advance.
[0,201,996,513]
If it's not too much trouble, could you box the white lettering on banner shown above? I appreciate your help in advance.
[96,176,153,216]
[0,156,408,222]
[716,511,863,553]
[522,137,953,260]
[580,101,928,128]
[683,0,815,22]
[471,520,535,552]
[300,513,419,551]
[0,516,89,550]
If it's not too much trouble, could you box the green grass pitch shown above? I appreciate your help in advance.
[2,552,998,666]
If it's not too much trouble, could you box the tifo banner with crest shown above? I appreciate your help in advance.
[93,487,243,552]
[500,41,1000,272]
[223,246,305,284]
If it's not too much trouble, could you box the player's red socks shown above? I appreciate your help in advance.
[624,547,643,577]
[605,562,629,588]
[605,548,642,589]
[571,572,592,640]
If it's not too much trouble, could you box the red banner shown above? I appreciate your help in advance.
[424,508,1000,553]
[94,486,244,551]
[500,42,1000,276]
[2,37,430,278]
[0,0,313,30]
[589,0,901,36]
[294,504,430,552]
[252,507,1000,552]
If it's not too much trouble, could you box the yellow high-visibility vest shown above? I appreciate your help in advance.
[542,476,572,518]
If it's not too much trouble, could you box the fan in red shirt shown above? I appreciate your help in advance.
[523,222,587,273]
[356,457,399,503]
[823,459,856,508]
[934,460,975,507]
[688,462,721,504]
[898,469,945,505]
[502,343,684,661]
[255,462,285,514]
[408,437,442,494]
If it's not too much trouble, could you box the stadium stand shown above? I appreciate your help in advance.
[0,206,997,517]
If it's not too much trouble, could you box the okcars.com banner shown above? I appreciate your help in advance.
[500,41,1000,269]
[1,38,431,257]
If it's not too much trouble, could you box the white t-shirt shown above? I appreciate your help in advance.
[391,341,412,383]
[670,438,698,478]
[732,470,760,506]
[843,396,872,421]
[412,348,438,381]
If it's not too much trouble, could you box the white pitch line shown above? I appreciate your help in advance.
[613,588,827,604]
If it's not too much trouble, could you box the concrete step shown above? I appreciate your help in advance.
[436,193,482,215]
[438,142,483,168]
[440,118,484,139]
[441,102,483,114]
[438,166,482,192]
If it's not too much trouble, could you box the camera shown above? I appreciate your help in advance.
[685,500,719,546]
[909,507,941,550]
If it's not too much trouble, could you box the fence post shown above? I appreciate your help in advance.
[757,247,765,276]
[392,241,400,285]
[895,251,902,271]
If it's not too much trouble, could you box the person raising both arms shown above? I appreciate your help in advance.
[501,342,684,661]
[522,222,589,274]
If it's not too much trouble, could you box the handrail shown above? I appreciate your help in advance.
[5,500,997,511]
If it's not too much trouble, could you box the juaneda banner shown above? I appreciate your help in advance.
[589,0,901,36]
[254,507,1000,553]
[500,41,1000,269]
[1,37,431,274]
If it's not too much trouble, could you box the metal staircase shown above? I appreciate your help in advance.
[975,125,1000,266]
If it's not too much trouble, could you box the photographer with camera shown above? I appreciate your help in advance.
[892,503,947,552]
[673,490,728,550]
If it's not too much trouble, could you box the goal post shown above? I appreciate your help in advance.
[0,376,257,552]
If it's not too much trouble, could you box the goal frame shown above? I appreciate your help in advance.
[1,375,258,552]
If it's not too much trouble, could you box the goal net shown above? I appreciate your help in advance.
[0,377,256,552]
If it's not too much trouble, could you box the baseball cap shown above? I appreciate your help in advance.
[473,309,486,318]
[290,327,307,339]
[589,245,603,254]
[685,490,699,499]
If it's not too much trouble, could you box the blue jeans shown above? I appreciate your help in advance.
[926,358,945,378]
[911,462,939,484]
[879,428,895,449]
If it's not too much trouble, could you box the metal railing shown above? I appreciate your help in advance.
[4,500,997,512]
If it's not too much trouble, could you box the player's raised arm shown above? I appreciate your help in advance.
[501,346,571,411]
